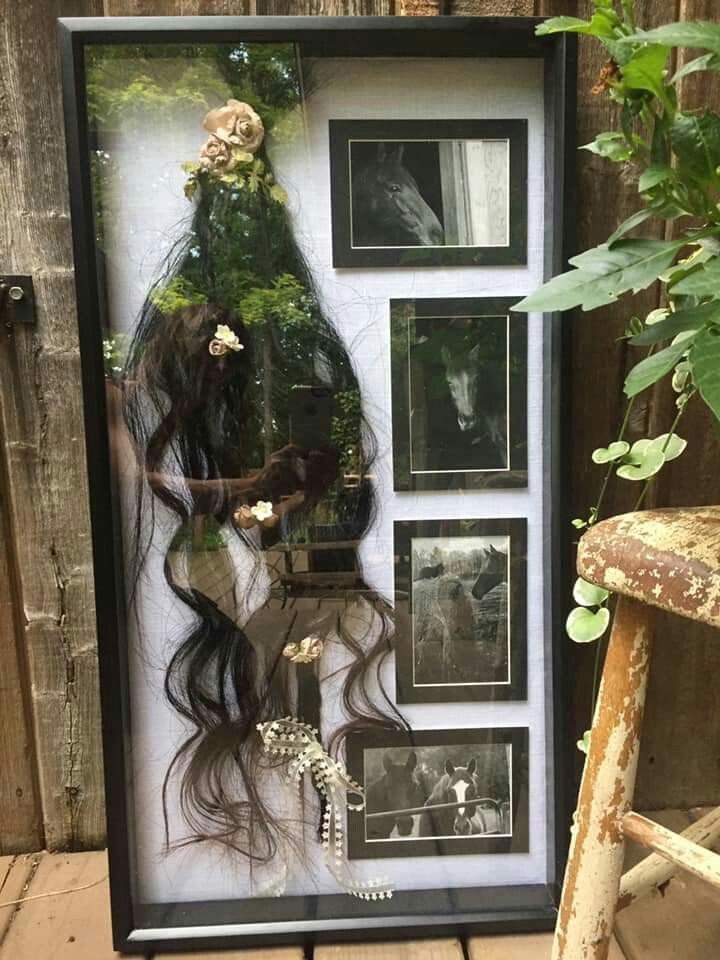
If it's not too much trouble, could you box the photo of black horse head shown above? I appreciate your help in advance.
[350,141,445,249]
[329,119,527,268]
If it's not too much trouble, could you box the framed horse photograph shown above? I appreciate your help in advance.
[390,298,528,491]
[393,518,527,704]
[346,727,529,860]
[328,119,528,267]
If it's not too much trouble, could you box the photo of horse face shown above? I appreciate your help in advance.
[348,137,510,251]
[329,119,527,268]
[351,143,444,248]
[364,750,429,841]
[411,535,510,689]
[409,315,509,474]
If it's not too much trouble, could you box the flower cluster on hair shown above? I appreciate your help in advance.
[183,99,288,205]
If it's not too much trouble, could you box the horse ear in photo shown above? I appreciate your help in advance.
[445,759,455,775]
[467,758,476,775]
[383,753,395,774]
[406,750,418,771]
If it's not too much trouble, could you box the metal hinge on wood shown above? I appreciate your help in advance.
[0,276,36,326]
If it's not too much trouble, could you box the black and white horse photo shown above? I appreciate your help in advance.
[350,141,445,249]
[364,750,429,841]
[360,743,511,846]
[411,535,510,687]
[409,315,509,474]
[419,757,510,839]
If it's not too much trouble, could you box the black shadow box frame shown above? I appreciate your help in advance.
[329,119,528,268]
[394,518,527,704]
[58,13,576,954]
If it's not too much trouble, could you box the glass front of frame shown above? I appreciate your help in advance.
[62,19,568,950]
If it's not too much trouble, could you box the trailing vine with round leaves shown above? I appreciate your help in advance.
[514,2,720,752]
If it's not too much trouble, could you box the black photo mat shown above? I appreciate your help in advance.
[329,119,528,268]
[391,298,528,491]
[394,518,527,704]
[346,727,529,860]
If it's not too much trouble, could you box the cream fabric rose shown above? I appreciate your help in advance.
[198,135,235,173]
[203,100,265,154]
[282,635,324,664]
[214,324,243,352]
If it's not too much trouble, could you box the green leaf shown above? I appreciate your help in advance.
[573,577,610,607]
[607,207,655,246]
[629,438,652,457]
[577,730,592,755]
[566,606,611,643]
[592,441,630,464]
[616,448,666,480]
[269,184,288,205]
[622,23,720,56]
[630,302,720,344]
[536,13,617,38]
[624,339,690,397]
[648,433,687,461]
[571,518,588,530]
[671,258,720,295]
[581,131,633,162]
[638,165,673,192]
[690,325,720,420]
[671,113,720,186]
[514,239,686,313]
[621,45,671,103]
[672,52,720,84]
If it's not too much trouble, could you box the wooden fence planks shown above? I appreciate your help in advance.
[0,0,105,852]
[0,471,40,853]
[632,0,720,813]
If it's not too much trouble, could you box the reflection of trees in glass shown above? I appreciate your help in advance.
[89,42,368,483]
[85,42,302,134]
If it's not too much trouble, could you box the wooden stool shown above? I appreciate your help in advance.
[552,507,720,960]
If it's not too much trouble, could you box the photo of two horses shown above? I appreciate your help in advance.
[345,728,528,860]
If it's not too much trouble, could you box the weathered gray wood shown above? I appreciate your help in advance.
[0,0,105,851]
[0,458,41,853]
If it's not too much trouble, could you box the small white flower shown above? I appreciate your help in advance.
[250,500,274,522]
[214,323,243,352]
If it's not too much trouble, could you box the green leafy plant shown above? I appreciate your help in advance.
[515,3,720,739]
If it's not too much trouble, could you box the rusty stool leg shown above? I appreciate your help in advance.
[552,596,654,960]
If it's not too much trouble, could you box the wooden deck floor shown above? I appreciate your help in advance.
[0,810,717,959]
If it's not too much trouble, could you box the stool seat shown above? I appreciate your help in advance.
[577,506,720,629]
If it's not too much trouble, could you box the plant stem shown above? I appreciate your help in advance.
[631,397,691,512]
[589,395,636,526]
